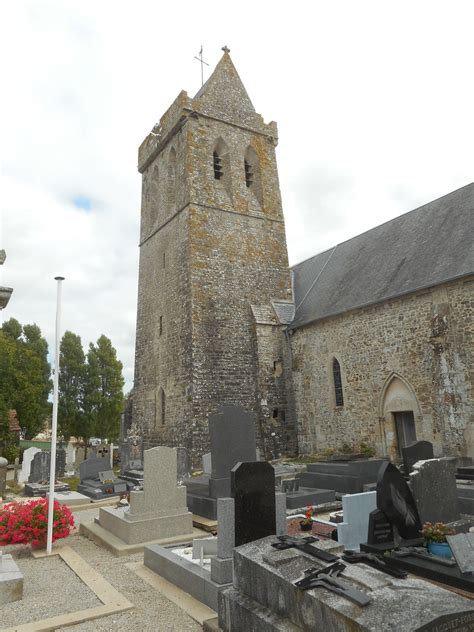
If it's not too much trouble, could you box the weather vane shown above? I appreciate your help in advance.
[194,45,209,87]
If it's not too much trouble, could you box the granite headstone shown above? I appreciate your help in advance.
[410,458,460,524]
[209,405,257,498]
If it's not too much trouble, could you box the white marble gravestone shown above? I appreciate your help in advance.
[337,491,377,551]
[99,446,193,545]
[18,447,41,484]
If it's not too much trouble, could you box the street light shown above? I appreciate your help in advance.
[46,276,65,555]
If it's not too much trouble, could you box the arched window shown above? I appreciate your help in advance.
[160,388,166,425]
[213,150,223,180]
[244,146,263,207]
[332,358,344,407]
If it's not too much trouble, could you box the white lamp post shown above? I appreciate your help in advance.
[46,276,65,555]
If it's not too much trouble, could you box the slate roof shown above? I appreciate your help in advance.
[290,183,474,329]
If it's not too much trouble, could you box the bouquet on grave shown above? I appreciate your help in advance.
[0,498,75,548]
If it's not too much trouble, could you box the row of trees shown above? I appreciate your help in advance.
[0,318,124,444]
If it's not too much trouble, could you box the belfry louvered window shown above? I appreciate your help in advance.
[333,358,344,407]
[213,151,223,180]
[244,159,253,187]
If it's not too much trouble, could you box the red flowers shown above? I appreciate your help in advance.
[0,499,75,549]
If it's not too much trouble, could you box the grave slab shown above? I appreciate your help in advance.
[219,535,474,631]
[0,554,23,605]
[298,459,387,494]
[46,491,91,506]
[285,487,335,509]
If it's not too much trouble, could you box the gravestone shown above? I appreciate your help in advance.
[231,461,276,547]
[176,447,191,482]
[65,443,76,467]
[410,458,460,524]
[402,440,434,474]
[29,451,50,483]
[202,452,211,475]
[185,405,258,519]
[97,446,193,545]
[446,533,474,575]
[337,491,377,551]
[121,435,143,474]
[0,458,7,499]
[376,461,422,541]
[18,447,41,484]
[74,446,85,471]
[209,406,257,499]
[77,457,129,500]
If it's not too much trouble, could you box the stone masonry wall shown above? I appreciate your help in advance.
[291,277,474,459]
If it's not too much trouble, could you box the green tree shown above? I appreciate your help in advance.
[58,331,87,441]
[0,319,52,439]
[84,335,124,441]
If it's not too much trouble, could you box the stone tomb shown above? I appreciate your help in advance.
[98,446,193,545]
[77,457,129,500]
[218,535,474,631]
[337,491,377,551]
[184,405,258,519]
[144,462,287,611]
[298,458,387,494]
[410,457,460,524]
[402,440,434,474]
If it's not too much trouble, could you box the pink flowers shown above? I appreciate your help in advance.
[0,498,75,549]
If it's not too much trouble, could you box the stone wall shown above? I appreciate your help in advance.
[291,277,474,459]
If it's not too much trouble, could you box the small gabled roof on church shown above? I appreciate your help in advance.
[290,183,474,329]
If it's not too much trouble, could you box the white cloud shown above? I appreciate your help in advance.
[1,0,473,391]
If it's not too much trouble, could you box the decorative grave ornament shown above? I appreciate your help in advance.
[231,461,275,547]
[402,440,434,474]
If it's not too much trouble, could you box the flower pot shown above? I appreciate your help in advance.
[427,542,452,558]
[300,521,313,531]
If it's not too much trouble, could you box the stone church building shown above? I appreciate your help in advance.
[131,49,473,463]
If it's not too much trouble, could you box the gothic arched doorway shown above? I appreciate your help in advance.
[379,373,422,461]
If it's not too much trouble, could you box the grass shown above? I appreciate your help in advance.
[59,476,80,492]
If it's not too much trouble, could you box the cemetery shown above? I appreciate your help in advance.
[1,408,473,631]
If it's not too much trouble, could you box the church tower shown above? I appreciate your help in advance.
[133,49,296,461]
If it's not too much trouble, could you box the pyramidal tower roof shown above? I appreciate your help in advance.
[192,47,263,128]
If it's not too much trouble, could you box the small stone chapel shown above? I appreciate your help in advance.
[130,48,474,463]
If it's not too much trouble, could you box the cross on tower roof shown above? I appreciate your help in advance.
[222,45,230,53]
[194,45,209,87]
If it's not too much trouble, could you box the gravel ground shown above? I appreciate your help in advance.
[2,506,203,632]
[1,548,102,627]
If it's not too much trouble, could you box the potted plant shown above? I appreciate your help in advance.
[421,522,455,558]
[300,505,314,531]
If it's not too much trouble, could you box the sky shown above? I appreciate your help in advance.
[1,1,473,392]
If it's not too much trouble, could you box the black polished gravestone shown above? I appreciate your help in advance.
[402,440,434,474]
[362,461,422,552]
[231,461,276,547]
